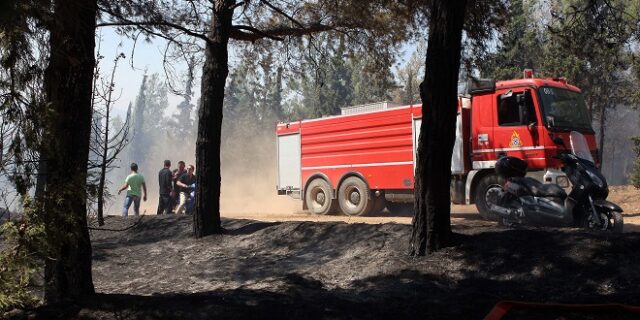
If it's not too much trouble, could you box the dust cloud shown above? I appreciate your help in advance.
[106,123,300,217]
[219,127,300,216]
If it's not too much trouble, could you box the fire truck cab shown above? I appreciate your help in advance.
[276,72,598,219]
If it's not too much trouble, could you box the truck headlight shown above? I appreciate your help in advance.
[556,176,570,188]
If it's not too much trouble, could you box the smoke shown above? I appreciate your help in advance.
[595,107,640,185]
[219,123,299,215]
[105,114,299,217]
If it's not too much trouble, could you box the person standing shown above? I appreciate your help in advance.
[171,161,186,212]
[118,162,147,217]
[157,160,173,215]
[175,164,196,215]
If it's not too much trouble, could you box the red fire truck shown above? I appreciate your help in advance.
[275,72,598,219]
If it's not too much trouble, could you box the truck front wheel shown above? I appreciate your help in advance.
[305,178,337,215]
[338,177,374,216]
[474,174,504,221]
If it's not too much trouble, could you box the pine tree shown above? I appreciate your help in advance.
[630,136,640,188]
[394,41,426,104]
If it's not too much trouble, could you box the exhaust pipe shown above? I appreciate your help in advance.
[489,204,517,218]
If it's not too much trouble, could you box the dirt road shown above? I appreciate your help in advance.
[220,185,640,230]
[131,185,640,230]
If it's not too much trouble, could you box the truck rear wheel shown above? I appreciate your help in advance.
[338,177,374,216]
[305,178,337,215]
[474,174,504,221]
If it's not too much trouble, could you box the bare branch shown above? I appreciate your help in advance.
[231,25,285,41]
[230,23,334,42]
[97,20,212,44]
[260,0,305,29]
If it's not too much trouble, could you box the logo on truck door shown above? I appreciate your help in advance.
[509,131,522,148]
[478,133,489,145]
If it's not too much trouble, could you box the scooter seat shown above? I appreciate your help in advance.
[509,177,567,199]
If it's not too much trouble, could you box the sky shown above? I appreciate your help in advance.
[96,27,193,118]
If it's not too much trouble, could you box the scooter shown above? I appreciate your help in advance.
[489,131,624,232]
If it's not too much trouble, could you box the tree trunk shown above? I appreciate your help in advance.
[194,0,235,237]
[42,0,97,303]
[97,104,110,227]
[598,105,606,166]
[96,52,120,227]
[410,0,468,255]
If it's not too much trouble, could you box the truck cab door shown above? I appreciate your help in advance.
[492,88,542,165]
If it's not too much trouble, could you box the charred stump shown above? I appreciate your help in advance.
[410,0,468,255]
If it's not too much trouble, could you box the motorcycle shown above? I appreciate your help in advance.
[489,131,624,232]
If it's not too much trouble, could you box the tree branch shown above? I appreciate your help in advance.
[260,0,305,28]
[97,20,212,45]
[230,23,334,42]
[231,25,285,41]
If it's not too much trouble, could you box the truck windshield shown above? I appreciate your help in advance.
[538,86,592,131]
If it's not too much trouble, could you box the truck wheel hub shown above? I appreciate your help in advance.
[315,192,325,204]
[349,191,360,204]
[485,185,503,205]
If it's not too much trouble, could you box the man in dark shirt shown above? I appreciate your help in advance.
[157,160,173,215]
[171,161,186,211]
[176,164,196,215]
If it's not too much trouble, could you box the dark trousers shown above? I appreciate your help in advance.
[157,194,172,215]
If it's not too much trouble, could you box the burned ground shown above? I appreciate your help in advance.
[27,217,640,318]
[8,186,640,319]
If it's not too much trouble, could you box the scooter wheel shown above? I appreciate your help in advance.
[474,174,505,221]
[609,211,624,233]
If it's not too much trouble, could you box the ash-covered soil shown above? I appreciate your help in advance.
[13,186,638,319]
[29,209,639,320]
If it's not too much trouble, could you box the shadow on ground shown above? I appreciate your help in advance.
[20,215,640,320]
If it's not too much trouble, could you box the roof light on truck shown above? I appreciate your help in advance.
[523,69,534,79]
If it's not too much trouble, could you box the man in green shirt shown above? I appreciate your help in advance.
[118,162,147,217]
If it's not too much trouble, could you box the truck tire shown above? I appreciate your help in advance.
[305,178,337,215]
[338,176,374,216]
[474,174,504,221]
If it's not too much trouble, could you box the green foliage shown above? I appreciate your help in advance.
[480,0,638,87]
[479,0,640,168]
[287,33,398,119]
[630,136,640,188]
[542,0,638,108]
[129,73,169,163]
[0,197,46,311]
[222,48,284,147]
[477,0,542,80]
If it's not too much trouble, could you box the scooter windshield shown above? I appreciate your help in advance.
[569,131,594,163]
